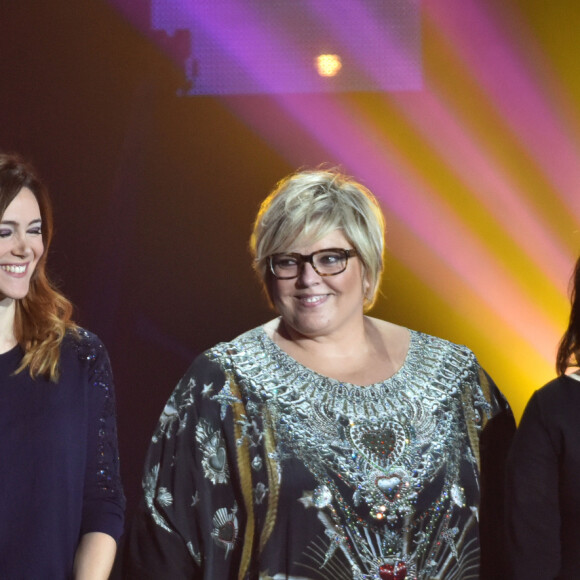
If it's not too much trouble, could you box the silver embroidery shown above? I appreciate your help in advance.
[208,327,487,579]
[152,377,196,443]
[196,419,230,485]
[254,482,268,504]
[143,464,173,532]
[211,504,239,558]
[187,541,202,566]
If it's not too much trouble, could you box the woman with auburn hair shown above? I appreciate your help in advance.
[126,169,514,579]
[0,153,125,578]
[507,255,580,579]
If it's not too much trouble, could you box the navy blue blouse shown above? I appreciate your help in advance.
[0,329,125,579]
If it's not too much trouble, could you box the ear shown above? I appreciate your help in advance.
[362,270,371,299]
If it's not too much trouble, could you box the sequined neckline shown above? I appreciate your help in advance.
[255,324,418,390]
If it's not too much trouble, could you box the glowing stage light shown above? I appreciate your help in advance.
[316,54,342,77]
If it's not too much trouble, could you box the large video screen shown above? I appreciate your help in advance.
[118,0,422,95]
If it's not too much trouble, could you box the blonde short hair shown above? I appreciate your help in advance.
[250,169,386,309]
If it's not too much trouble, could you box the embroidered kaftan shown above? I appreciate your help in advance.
[126,326,513,579]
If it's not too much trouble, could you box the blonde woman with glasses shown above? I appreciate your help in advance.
[127,169,514,580]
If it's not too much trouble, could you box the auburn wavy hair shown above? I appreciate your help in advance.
[0,153,77,380]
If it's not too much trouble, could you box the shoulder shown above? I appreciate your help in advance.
[530,374,580,415]
[177,326,265,389]
[152,332,266,440]
[406,328,502,409]
[367,318,480,377]
[59,327,111,371]
[409,327,478,369]
[61,327,105,351]
[514,376,580,450]
[537,374,580,395]
[171,325,270,408]
[412,327,473,351]
[205,325,265,365]
[366,315,476,357]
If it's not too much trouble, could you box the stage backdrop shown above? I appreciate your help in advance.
[2,0,580,558]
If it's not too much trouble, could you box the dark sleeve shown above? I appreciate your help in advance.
[81,336,126,541]
[123,354,244,579]
[478,369,516,580]
[505,390,561,579]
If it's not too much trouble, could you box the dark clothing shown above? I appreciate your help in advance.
[0,329,125,579]
[125,326,514,579]
[507,374,580,579]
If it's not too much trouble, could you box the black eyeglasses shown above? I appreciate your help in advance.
[268,248,358,280]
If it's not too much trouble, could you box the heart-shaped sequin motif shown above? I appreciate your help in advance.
[209,447,226,471]
[360,430,397,457]
[349,420,407,468]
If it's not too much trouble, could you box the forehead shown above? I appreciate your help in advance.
[285,229,350,253]
[2,187,41,221]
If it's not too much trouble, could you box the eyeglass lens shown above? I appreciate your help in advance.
[270,249,350,279]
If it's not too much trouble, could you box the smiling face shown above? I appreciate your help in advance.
[269,230,369,340]
[0,187,44,302]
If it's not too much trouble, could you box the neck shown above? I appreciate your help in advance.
[0,298,17,354]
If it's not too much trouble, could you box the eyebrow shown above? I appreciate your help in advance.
[0,219,42,226]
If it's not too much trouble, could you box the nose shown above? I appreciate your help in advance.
[12,234,32,257]
[296,260,320,286]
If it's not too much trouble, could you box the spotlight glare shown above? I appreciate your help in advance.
[316,53,342,77]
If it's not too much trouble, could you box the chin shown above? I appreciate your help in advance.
[294,322,331,337]
[3,287,32,301]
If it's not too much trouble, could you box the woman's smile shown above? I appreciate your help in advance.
[295,293,330,306]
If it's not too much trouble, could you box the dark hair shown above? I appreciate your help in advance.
[0,153,77,380]
[556,255,580,375]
